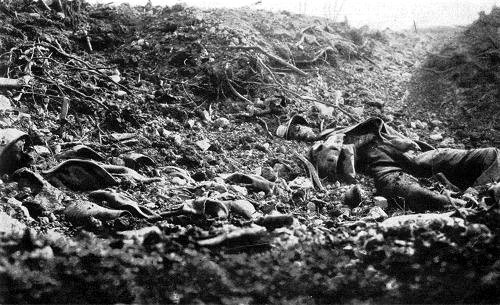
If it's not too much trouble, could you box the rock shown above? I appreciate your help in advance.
[373,196,388,209]
[332,90,343,106]
[229,184,248,196]
[381,212,462,229]
[195,139,211,151]
[0,211,26,236]
[109,74,121,83]
[350,106,364,116]
[0,95,12,111]
[438,137,455,147]
[260,166,277,182]
[118,226,161,243]
[365,206,388,221]
[288,176,314,190]
[429,133,443,141]
[430,119,442,127]
[213,117,230,128]
[410,120,428,129]
[313,102,334,116]
[304,34,318,45]
[116,90,127,97]
[307,202,316,213]
[29,245,54,260]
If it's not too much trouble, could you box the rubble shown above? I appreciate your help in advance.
[0,1,498,304]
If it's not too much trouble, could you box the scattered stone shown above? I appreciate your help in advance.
[373,196,388,209]
[116,90,127,97]
[381,212,461,229]
[195,139,211,151]
[430,119,443,127]
[411,120,428,129]
[29,245,54,260]
[429,133,443,141]
[364,206,388,221]
[333,90,343,106]
[260,166,277,182]
[350,106,364,116]
[0,95,12,111]
[313,101,334,116]
[288,176,314,190]
[0,211,26,236]
[229,184,248,196]
[213,117,230,128]
[438,137,455,147]
[109,74,121,83]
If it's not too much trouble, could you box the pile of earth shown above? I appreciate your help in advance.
[0,1,498,304]
[405,6,500,148]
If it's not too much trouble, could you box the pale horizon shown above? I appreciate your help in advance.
[89,0,500,30]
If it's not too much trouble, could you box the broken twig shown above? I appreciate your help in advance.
[294,151,324,191]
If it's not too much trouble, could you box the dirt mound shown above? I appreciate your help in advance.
[407,7,500,147]
[0,1,499,304]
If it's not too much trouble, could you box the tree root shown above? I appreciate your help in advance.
[229,45,308,76]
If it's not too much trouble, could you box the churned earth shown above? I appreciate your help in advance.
[0,1,498,304]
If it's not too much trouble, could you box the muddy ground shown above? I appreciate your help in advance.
[0,1,499,304]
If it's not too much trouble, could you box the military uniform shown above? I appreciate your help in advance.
[309,118,500,211]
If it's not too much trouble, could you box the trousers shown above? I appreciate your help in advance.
[370,147,500,211]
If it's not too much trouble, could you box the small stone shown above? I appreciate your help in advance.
[230,184,248,196]
[33,145,51,156]
[195,139,211,151]
[29,245,54,260]
[260,166,277,182]
[288,176,314,190]
[109,74,121,83]
[429,133,443,141]
[415,120,428,129]
[88,216,103,230]
[0,95,12,111]
[304,34,317,45]
[366,206,388,221]
[430,119,442,127]
[213,117,230,128]
[307,202,316,213]
[255,143,269,152]
[350,106,364,116]
[333,90,343,106]
[48,213,57,222]
[116,90,127,97]
[313,102,334,116]
[438,137,455,147]
[373,196,388,209]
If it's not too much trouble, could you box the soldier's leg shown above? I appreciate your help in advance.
[408,148,500,189]
[375,171,454,212]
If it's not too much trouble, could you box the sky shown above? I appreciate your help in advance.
[92,0,500,30]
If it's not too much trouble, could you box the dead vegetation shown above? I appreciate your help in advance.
[0,1,499,304]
